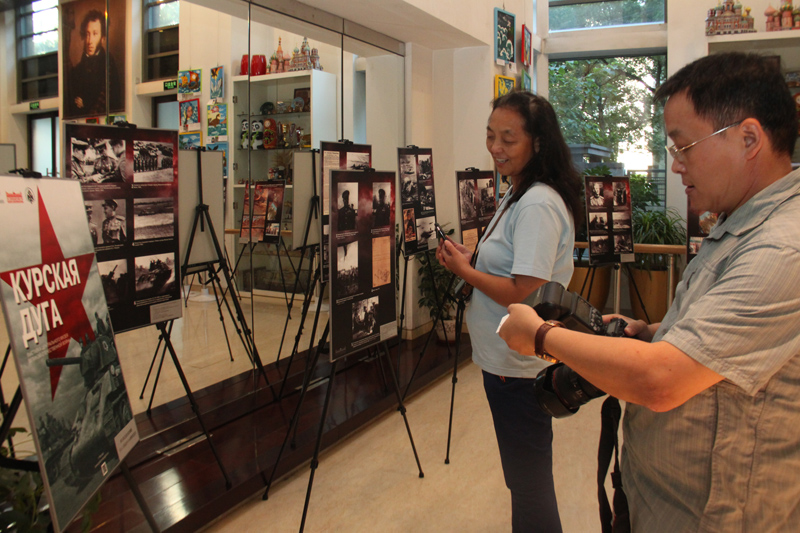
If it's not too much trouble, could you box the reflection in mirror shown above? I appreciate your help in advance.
[113,0,405,421]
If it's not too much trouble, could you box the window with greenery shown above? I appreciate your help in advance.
[16,0,59,102]
[143,0,180,82]
[550,0,664,31]
[549,55,668,202]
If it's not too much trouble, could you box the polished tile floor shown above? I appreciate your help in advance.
[0,289,610,532]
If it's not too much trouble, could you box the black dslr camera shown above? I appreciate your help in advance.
[521,282,627,418]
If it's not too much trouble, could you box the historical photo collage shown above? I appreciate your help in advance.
[239,180,285,244]
[329,170,397,361]
[320,141,372,284]
[66,124,181,332]
[398,147,437,256]
[584,175,634,265]
[456,170,497,254]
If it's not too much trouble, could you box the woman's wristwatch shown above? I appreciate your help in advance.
[534,320,564,363]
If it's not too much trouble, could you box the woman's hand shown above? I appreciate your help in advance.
[437,239,472,278]
[498,303,544,356]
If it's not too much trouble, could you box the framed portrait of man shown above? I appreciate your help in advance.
[62,0,127,120]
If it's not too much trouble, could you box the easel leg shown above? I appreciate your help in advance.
[378,342,424,478]
[444,301,466,464]
[120,461,161,532]
[263,321,330,500]
[156,321,232,488]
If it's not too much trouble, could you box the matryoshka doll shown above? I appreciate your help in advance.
[263,118,278,149]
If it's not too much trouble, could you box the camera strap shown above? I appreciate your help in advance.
[598,397,630,533]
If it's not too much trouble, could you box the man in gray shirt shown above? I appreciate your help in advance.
[499,52,800,531]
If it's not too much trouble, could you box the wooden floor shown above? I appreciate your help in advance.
[66,332,470,532]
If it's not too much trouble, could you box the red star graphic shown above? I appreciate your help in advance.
[0,188,95,398]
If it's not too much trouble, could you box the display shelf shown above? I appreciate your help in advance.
[706,30,800,45]
[226,69,334,297]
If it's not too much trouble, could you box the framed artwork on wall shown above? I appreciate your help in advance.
[495,75,515,98]
[522,25,532,67]
[494,8,515,64]
[521,69,532,92]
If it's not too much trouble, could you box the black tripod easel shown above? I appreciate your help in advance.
[0,345,161,531]
[261,324,424,532]
[139,148,274,410]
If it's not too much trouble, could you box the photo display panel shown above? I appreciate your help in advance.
[320,141,372,283]
[398,147,438,256]
[329,170,397,362]
[239,180,286,244]
[455,170,497,254]
[0,176,138,532]
[584,175,635,265]
[65,124,182,332]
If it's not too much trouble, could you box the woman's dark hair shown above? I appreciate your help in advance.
[491,91,584,228]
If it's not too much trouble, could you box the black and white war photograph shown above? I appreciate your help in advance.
[613,180,630,208]
[420,184,435,212]
[372,182,392,228]
[346,151,371,171]
[417,153,432,181]
[69,137,129,183]
[337,182,359,232]
[133,140,174,183]
[352,296,379,340]
[400,154,418,204]
[590,234,610,255]
[415,215,435,249]
[97,258,130,305]
[613,211,632,230]
[134,252,176,299]
[588,211,609,233]
[477,177,496,217]
[84,197,127,246]
[587,180,609,208]
[614,233,633,253]
[336,241,359,299]
[459,179,477,222]
[133,197,174,241]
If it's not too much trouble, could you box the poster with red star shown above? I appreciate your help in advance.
[0,176,138,532]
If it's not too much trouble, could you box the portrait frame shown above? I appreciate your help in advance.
[494,8,516,64]
[495,75,516,99]
[61,0,127,120]
[522,24,532,67]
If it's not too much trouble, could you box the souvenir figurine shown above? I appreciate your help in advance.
[240,119,249,150]
[251,120,264,150]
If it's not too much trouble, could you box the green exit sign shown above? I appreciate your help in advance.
[163,79,178,91]
[29,101,40,110]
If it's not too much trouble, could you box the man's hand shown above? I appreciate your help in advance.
[498,303,545,356]
[603,314,655,342]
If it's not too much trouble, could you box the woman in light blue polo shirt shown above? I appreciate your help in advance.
[437,92,583,532]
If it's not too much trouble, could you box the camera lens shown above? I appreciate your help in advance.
[533,363,605,418]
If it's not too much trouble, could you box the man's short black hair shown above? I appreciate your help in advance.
[655,52,798,156]
[80,9,106,39]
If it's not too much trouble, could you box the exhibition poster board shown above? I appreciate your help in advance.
[0,176,138,532]
[329,170,397,361]
[456,170,497,254]
[65,124,182,332]
[397,147,438,256]
[584,175,635,265]
[239,180,285,244]
[320,141,372,283]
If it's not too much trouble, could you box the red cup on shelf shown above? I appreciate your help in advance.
[240,54,249,75]
[251,54,267,76]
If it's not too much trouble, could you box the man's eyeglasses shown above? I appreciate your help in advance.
[666,121,743,163]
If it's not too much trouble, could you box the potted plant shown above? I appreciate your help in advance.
[569,165,612,311]
[416,227,459,343]
[628,174,687,322]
